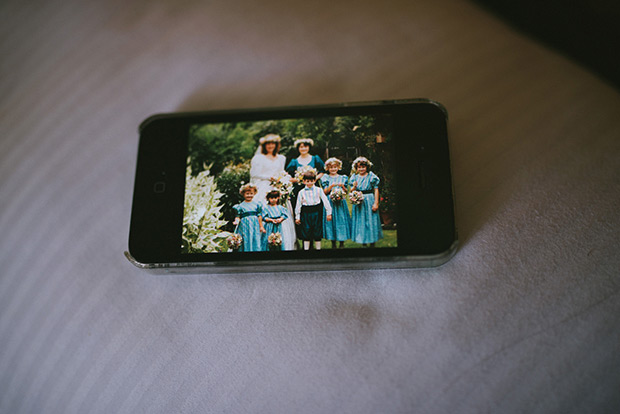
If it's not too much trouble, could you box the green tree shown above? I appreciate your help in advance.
[215,162,251,231]
[187,123,256,176]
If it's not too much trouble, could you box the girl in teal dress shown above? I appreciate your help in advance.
[321,157,351,248]
[232,183,265,252]
[262,190,289,251]
[350,157,383,246]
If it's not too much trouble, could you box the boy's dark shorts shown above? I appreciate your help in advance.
[300,203,324,241]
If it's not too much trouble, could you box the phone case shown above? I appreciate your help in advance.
[127,98,458,273]
[124,241,458,274]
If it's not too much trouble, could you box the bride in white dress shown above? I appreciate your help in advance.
[250,134,296,250]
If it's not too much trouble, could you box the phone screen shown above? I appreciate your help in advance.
[182,113,397,254]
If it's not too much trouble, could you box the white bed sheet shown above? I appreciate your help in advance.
[1,0,619,412]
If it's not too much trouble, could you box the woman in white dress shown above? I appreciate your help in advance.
[250,134,296,250]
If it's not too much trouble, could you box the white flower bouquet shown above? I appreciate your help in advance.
[267,232,282,249]
[269,171,293,203]
[349,190,364,205]
[226,233,243,250]
[329,186,346,202]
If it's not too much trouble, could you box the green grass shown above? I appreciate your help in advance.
[317,201,397,249]
[319,229,397,249]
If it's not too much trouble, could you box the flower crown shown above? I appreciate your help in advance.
[239,182,258,195]
[324,157,343,169]
[294,138,314,147]
[352,156,373,171]
[259,134,281,144]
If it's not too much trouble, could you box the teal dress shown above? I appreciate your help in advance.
[286,155,326,200]
[262,204,288,250]
[233,201,263,252]
[350,172,383,244]
[285,155,326,179]
[320,174,351,241]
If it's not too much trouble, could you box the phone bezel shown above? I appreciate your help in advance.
[128,99,457,270]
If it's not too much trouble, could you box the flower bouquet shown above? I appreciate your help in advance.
[295,165,318,182]
[329,186,346,202]
[226,233,243,251]
[269,171,293,203]
[267,232,282,250]
[349,190,364,205]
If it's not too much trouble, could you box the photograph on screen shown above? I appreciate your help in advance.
[182,114,397,253]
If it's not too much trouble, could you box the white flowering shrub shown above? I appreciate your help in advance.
[182,164,231,253]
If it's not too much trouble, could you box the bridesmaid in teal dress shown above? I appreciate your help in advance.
[261,190,289,251]
[350,157,383,246]
[321,157,351,248]
[286,138,326,190]
[232,183,265,252]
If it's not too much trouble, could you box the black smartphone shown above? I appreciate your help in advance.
[126,99,457,273]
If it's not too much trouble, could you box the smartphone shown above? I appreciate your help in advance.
[126,99,457,273]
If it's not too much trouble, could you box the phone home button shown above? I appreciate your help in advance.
[153,181,166,193]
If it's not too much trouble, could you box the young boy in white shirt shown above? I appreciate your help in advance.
[295,171,332,250]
